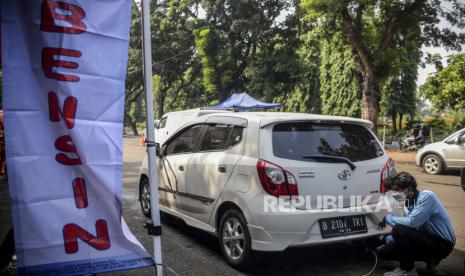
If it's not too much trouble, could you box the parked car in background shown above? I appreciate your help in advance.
[138,112,399,268]
[416,128,465,175]
[141,108,232,146]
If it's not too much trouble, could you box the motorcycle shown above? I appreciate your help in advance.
[399,136,427,152]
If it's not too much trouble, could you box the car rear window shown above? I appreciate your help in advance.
[272,122,383,162]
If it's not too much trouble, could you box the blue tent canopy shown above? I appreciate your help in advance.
[209,92,281,110]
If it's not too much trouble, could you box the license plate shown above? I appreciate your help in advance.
[319,215,367,238]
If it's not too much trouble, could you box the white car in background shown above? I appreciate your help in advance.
[143,108,232,145]
[138,112,398,268]
[416,128,465,175]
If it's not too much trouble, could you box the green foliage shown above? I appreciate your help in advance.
[245,5,320,112]
[420,53,465,110]
[300,0,465,128]
[124,0,464,135]
[194,0,289,102]
[425,53,444,72]
[449,109,465,127]
[125,4,145,134]
[194,26,233,99]
[320,33,361,117]
[291,7,321,114]
[380,32,420,125]
[150,0,203,116]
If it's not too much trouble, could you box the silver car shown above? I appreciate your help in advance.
[416,128,465,174]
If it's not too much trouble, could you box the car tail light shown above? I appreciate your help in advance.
[380,158,397,193]
[257,160,298,197]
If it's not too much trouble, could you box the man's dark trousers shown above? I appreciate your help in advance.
[378,224,454,270]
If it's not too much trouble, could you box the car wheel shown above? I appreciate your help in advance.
[139,177,151,218]
[422,154,444,175]
[218,209,261,269]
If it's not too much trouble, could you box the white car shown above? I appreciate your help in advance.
[155,108,232,145]
[416,128,465,175]
[141,108,232,146]
[138,112,397,268]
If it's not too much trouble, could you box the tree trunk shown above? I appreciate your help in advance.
[361,72,379,133]
[399,113,403,130]
[391,112,397,133]
[157,89,165,119]
[125,112,138,136]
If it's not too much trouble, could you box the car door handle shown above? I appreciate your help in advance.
[218,165,226,173]
[178,165,184,171]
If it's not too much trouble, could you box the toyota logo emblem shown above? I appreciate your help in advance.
[338,169,351,180]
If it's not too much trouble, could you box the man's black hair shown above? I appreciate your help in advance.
[385,172,417,192]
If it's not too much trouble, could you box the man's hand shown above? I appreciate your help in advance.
[379,214,396,229]
[384,214,396,227]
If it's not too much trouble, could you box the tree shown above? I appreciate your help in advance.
[195,0,287,101]
[125,0,202,132]
[151,0,202,117]
[301,0,465,129]
[320,33,362,117]
[288,1,321,113]
[125,3,144,136]
[245,1,316,112]
[420,53,465,110]
[380,33,420,132]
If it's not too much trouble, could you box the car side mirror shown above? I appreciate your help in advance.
[457,136,464,145]
[155,143,161,156]
[161,144,167,156]
[147,142,161,157]
[444,139,454,145]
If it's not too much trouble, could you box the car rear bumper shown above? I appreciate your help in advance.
[247,201,397,252]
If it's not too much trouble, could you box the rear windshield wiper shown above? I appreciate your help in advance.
[301,155,356,170]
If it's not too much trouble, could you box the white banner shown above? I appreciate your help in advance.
[1,1,154,274]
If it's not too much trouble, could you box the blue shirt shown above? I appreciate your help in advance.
[385,190,456,244]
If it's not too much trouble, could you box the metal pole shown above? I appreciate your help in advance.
[141,1,163,275]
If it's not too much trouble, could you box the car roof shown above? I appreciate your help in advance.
[200,112,374,129]
[162,108,232,117]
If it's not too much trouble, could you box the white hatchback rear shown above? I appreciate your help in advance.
[138,112,398,269]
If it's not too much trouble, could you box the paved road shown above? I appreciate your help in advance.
[1,138,464,275]
[117,138,465,276]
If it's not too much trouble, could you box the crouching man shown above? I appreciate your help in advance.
[379,172,456,276]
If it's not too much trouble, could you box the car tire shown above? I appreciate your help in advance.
[139,177,152,218]
[218,209,261,269]
[422,154,444,175]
